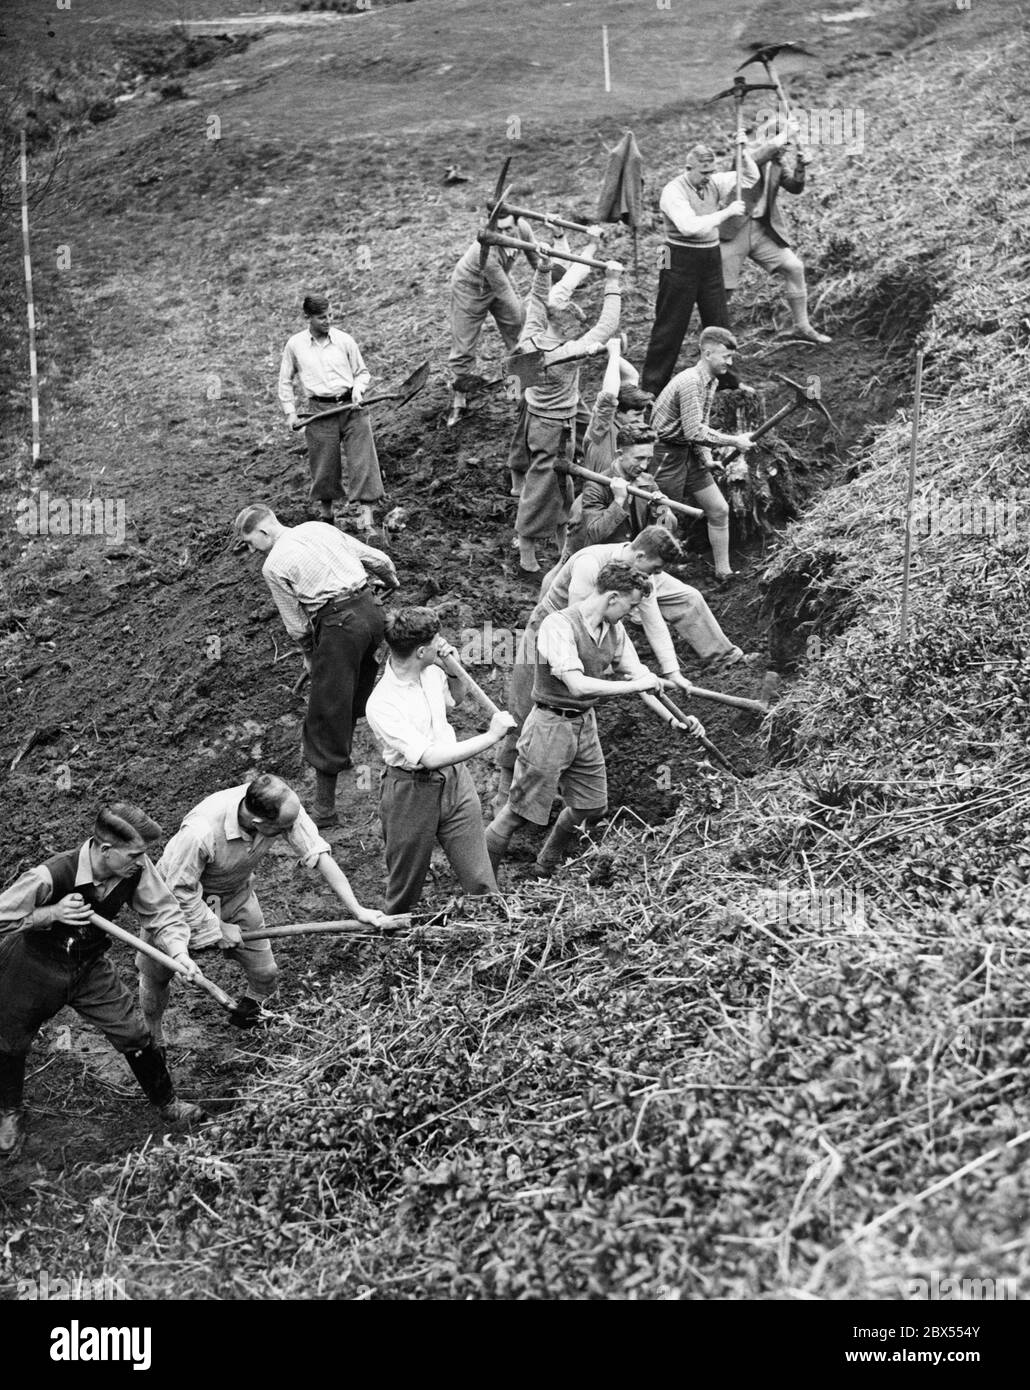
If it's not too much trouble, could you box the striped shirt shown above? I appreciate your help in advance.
[261,522,397,643]
[651,364,722,447]
[278,327,372,415]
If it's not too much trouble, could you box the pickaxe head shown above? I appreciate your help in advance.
[772,372,838,431]
[737,41,813,73]
[709,75,777,103]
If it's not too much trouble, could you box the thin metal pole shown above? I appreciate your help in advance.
[20,129,40,468]
[602,25,611,93]
[900,347,924,642]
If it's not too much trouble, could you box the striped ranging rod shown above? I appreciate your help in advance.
[20,130,40,467]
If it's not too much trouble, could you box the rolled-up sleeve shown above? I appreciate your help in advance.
[134,858,191,959]
[287,808,332,869]
[0,866,54,931]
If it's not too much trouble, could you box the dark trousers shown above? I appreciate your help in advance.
[305,405,384,505]
[380,764,497,913]
[303,590,385,774]
[0,934,148,1056]
[641,245,731,395]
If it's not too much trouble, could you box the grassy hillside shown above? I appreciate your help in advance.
[1,0,1029,1301]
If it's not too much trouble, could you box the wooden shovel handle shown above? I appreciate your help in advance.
[559,461,705,521]
[437,656,502,717]
[87,911,235,1011]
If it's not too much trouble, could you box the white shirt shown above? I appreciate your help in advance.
[278,327,372,415]
[366,662,457,770]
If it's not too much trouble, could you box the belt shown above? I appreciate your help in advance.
[385,766,445,783]
[309,391,353,403]
[315,585,368,618]
[535,702,588,720]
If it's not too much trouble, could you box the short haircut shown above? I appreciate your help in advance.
[243,773,294,823]
[633,525,683,565]
[303,293,329,315]
[383,606,441,658]
[685,143,715,165]
[616,427,639,448]
[595,561,652,599]
[234,504,275,536]
[699,326,737,351]
[93,802,161,847]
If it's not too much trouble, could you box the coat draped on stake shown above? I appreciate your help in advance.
[596,130,644,280]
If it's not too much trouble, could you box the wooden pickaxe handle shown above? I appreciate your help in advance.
[437,656,502,717]
[87,911,236,1011]
[650,691,746,778]
[720,399,805,465]
[497,203,595,236]
[293,391,398,430]
[240,915,411,942]
[678,680,769,715]
[478,229,616,273]
[558,462,705,521]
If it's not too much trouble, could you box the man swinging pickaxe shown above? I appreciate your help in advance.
[709,74,778,201]
[720,372,837,464]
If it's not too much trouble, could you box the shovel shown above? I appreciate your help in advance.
[639,691,748,779]
[293,361,430,430]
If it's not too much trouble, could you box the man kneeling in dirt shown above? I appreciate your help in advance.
[143,774,387,1035]
[486,563,672,878]
[0,802,204,1161]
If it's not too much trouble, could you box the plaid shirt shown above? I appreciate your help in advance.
[651,364,722,447]
[261,522,397,643]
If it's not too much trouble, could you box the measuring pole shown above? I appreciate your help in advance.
[602,25,611,93]
[20,130,41,468]
[899,347,924,643]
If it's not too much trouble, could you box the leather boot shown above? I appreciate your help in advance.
[0,1052,27,1161]
[124,1042,202,1124]
[534,811,581,876]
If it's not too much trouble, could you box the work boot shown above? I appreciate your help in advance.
[156,1097,204,1126]
[317,501,334,523]
[124,1040,176,1109]
[789,324,832,344]
[446,391,468,427]
[534,812,581,877]
[0,1108,27,1161]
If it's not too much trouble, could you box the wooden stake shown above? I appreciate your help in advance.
[602,25,611,93]
[900,347,924,643]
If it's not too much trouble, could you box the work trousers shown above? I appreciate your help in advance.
[641,245,731,395]
[448,268,524,380]
[379,763,497,914]
[508,405,575,541]
[304,590,385,774]
[305,405,384,505]
[0,934,148,1056]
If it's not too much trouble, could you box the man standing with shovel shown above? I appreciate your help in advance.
[0,803,204,1160]
[278,293,385,533]
[143,774,387,1035]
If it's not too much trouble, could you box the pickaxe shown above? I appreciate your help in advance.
[737,42,812,123]
[292,361,429,430]
[478,155,515,271]
[240,915,411,941]
[722,371,836,463]
[87,911,237,1012]
[495,201,595,237]
[477,228,618,274]
[503,345,612,390]
[709,74,777,198]
[639,691,748,778]
[555,459,705,521]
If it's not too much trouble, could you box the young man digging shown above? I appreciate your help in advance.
[486,562,671,878]
[366,608,517,915]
